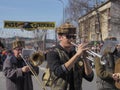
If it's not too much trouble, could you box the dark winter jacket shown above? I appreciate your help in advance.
[47,45,94,90]
[3,54,39,90]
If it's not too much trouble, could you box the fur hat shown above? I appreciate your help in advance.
[56,22,76,34]
[12,40,25,49]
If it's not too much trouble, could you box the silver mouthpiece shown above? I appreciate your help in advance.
[71,42,78,47]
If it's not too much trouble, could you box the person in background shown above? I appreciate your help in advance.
[1,49,8,63]
[3,39,39,90]
[94,37,120,90]
[0,41,5,70]
[46,22,94,90]
[0,41,4,52]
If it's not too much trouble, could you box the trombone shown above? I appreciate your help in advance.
[20,48,46,90]
[70,42,106,65]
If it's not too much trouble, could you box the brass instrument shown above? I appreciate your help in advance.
[20,48,46,90]
[70,42,104,64]
[71,40,120,89]
[21,48,44,66]
[30,51,44,66]
[71,42,101,58]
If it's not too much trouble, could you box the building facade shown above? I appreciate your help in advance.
[78,0,120,42]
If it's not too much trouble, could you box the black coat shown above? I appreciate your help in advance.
[47,45,94,90]
[3,54,39,90]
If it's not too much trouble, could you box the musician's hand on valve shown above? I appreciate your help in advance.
[76,43,89,56]
[22,66,30,72]
[82,50,89,58]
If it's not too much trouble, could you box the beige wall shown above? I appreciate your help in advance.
[78,0,120,42]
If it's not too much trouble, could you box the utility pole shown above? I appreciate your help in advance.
[42,30,47,52]
[95,0,102,42]
[58,0,65,23]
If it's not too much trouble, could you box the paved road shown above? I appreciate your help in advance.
[0,62,97,90]
[82,69,97,90]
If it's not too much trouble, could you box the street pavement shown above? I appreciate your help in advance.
[0,61,97,90]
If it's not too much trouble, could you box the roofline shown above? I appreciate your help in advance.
[78,0,110,20]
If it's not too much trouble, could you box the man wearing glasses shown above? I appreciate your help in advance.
[46,22,94,90]
[3,39,39,90]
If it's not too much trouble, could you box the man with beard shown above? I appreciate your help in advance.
[3,39,39,90]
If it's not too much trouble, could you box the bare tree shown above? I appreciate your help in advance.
[65,0,93,42]
[65,0,106,23]
[65,0,92,23]
[64,0,107,42]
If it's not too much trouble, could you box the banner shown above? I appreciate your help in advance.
[4,21,56,30]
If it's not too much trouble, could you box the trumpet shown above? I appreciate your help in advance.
[71,42,101,57]
[71,42,107,65]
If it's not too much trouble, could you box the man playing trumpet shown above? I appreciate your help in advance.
[46,22,94,90]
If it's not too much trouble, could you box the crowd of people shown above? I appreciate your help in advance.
[0,22,120,90]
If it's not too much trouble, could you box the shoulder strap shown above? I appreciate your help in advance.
[54,48,69,62]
